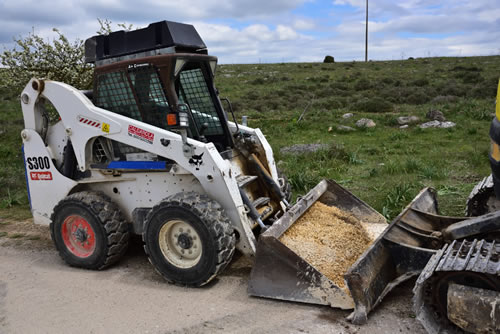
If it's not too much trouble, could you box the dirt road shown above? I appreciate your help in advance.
[0,219,425,334]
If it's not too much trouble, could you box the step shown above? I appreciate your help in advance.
[236,174,258,188]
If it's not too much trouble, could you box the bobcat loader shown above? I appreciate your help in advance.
[20,20,498,332]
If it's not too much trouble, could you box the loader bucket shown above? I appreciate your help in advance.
[247,179,388,310]
[344,187,467,324]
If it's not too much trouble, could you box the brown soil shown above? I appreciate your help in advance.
[280,202,372,290]
[0,217,52,250]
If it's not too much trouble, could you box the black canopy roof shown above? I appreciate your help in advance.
[85,20,207,63]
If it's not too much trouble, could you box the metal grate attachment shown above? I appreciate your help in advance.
[179,68,223,136]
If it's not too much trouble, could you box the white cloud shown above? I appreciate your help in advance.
[0,0,499,63]
[292,19,316,30]
[276,25,299,40]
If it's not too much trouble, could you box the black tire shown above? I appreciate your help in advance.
[50,191,130,270]
[277,168,292,203]
[143,192,236,287]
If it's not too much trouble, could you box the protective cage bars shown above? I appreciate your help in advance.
[178,68,223,136]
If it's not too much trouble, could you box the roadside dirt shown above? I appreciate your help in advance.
[0,218,426,334]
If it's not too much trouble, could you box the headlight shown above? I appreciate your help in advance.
[178,112,189,127]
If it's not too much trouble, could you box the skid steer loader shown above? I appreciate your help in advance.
[20,20,498,332]
[21,20,294,286]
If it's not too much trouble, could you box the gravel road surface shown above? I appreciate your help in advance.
[0,219,426,334]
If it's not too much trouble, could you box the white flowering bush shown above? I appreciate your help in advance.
[0,20,133,96]
[0,29,93,95]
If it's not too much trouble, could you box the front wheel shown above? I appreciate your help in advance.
[143,192,235,287]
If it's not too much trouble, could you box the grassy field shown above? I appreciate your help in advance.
[0,56,499,221]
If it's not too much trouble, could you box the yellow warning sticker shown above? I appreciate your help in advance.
[102,123,110,133]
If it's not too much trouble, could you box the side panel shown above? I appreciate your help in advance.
[86,172,205,222]
[21,129,77,225]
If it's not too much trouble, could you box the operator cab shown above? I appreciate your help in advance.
[85,21,233,161]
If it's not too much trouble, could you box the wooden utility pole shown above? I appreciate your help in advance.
[365,0,368,62]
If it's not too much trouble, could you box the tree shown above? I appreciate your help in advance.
[323,55,335,63]
[0,19,134,95]
[0,28,93,94]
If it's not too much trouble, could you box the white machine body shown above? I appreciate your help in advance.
[20,79,280,255]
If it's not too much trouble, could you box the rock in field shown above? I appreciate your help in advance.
[426,109,446,122]
[356,118,376,128]
[419,120,456,129]
[342,113,354,119]
[439,121,456,128]
[397,116,420,125]
[337,125,356,132]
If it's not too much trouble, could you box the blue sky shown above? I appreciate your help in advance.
[0,0,499,63]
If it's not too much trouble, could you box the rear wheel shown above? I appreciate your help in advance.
[143,192,235,286]
[50,191,130,269]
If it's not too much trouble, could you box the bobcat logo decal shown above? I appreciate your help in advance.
[189,153,204,170]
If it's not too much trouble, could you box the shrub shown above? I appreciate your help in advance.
[451,65,482,72]
[460,72,484,84]
[0,19,133,94]
[354,97,393,113]
[468,77,498,98]
[354,77,372,90]
[323,55,335,63]
[412,78,429,87]
[0,29,93,94]
[250,78,266,85]
[381,77,394,85]
[438,81,468,97]
[406,90,431,105]
[330,81,349,91]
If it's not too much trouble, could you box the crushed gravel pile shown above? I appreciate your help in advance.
[280,202,372,290]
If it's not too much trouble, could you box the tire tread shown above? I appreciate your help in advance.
[50,191,130,270]
[143,192,235,287]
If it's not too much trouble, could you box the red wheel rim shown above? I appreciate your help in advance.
[61,215,96,258]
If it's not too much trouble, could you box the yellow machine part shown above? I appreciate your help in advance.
[496,79,500,120]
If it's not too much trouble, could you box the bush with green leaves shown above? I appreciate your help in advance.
[323,55,335,63]
[0,19,134,96]
[0,29,93,95]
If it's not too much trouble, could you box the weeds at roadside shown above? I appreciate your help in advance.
[0,189,23,208]
[418,165,446,180]
[348,150,364,165]
[8,232,25,239]
[382,183,420,220]
[404,158,423,173]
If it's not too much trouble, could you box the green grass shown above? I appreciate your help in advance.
[0,55,499,221]
[8,232,25,239]
[215,56,499,219]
